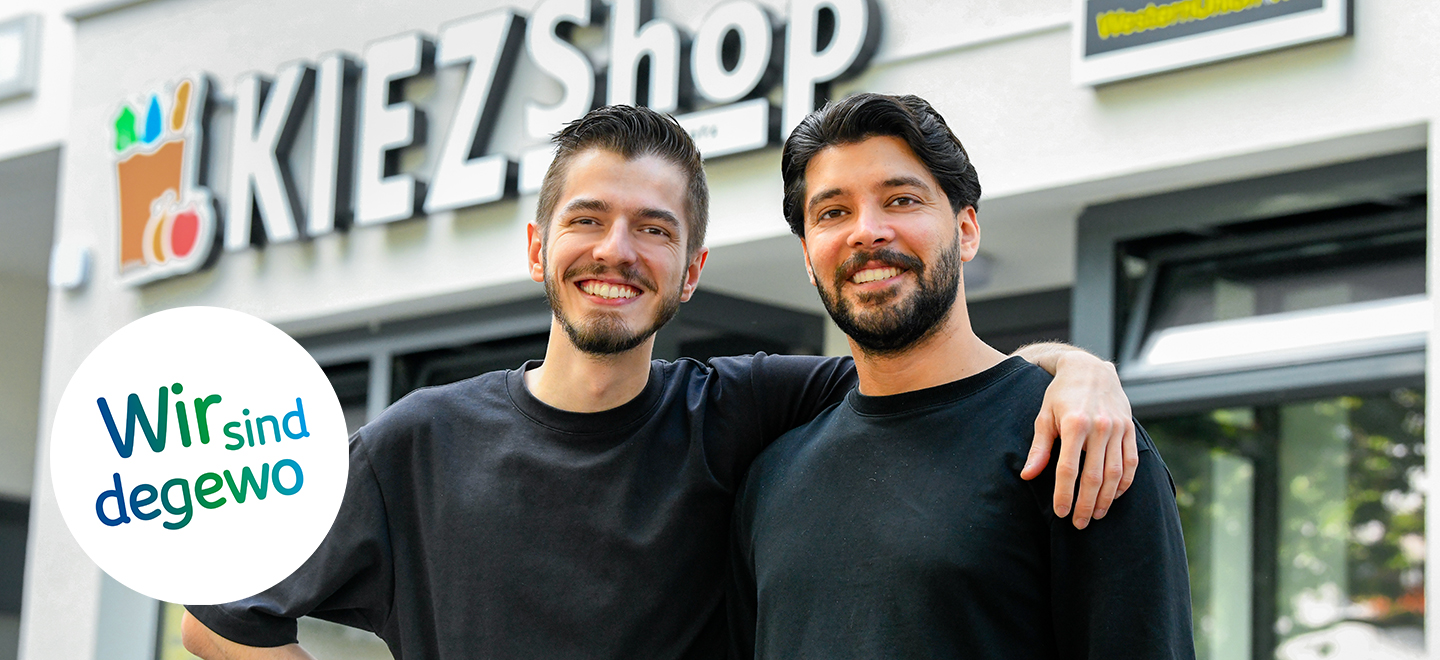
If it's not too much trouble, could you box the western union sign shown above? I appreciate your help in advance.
[1074,0,1351,85]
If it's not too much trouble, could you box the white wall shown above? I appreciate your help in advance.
[0,1,82,161]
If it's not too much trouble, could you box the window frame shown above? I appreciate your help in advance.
[1074,150,1428,415]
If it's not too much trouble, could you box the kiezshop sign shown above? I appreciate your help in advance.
[112,0,881,286]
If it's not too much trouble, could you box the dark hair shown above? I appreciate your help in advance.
[780,93,981,237]
[536,105,708,256]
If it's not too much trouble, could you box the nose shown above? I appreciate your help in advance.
[592,217,639,265]
[846,204,895,249]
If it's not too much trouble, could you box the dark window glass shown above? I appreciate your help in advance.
[392,333,550,402]
[1146,229,1424,333]
[322,361,371,436]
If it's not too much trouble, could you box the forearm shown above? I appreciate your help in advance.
[182,612,316,660]
[1013,341,1109,377]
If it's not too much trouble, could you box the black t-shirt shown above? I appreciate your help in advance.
[187,354,856,659]
[730,357,1195,660]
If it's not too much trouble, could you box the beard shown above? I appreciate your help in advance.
[544,261,682,356]
[815,235,962,357]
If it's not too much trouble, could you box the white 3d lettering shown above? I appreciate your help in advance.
[141,0,879,266]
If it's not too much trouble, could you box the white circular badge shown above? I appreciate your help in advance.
[51,307,349,605]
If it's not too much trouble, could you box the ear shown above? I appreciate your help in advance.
[957,206,980,262]
[799,238,817,286]
[679,247,709,302]
[526,222,545,283]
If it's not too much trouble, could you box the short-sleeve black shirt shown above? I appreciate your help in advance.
[729,357,1195,659]
[187,354,856,659]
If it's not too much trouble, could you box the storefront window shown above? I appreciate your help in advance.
[390,333,549,402]
[1119,204,1427,382]
[1148,388,1426,660]
[1145,226,1424,330]
[322,361,371,436]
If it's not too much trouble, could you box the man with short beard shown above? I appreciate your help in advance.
[182,105,1141,660]
[729,94,1195,659]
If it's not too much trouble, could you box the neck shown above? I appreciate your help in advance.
[850,299,1007,397]
[523,318,655,413]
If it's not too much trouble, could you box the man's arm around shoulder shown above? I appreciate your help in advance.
[182,611,316,660]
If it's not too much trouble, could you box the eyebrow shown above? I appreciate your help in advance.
[805,176,935,215]
[637,208,681,229]
[561,198,610,215]
[806,187,845,212]
[563,198,680,229]
[883,176,932,192]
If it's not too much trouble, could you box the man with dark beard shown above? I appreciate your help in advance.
[729,94,1195,660]
[182,105,1141,660]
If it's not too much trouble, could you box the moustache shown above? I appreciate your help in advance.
[834,248,925,285]
[563,262,658,293]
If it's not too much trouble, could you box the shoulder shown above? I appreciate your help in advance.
[354,369,510,452]
[980,359,1052,417]
[1003,359,1054,395]
[1130,422,1172,490]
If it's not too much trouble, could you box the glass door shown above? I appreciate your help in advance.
[1148,389,1426,660]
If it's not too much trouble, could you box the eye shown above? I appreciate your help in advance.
[571,217,599,226]
[888,195,920,207]
[642,226,671,238]
[817,207,847,221]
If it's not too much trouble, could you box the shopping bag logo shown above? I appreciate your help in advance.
[113,75,220,285]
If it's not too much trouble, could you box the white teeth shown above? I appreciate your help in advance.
[581,281,639,299]
[851,267,901,284]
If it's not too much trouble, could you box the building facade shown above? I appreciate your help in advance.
[1,0,1436,658]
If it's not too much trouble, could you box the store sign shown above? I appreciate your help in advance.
[111,0,882,286]
[1073,0,1350,85]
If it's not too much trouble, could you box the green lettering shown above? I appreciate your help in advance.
[223,464,270,503]
[174,389,192,448]
[160,477,193,530]
[195,472,226,509]
[194,394,222,445]
[223,422,245,450]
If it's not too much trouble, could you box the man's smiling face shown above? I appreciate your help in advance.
[799,135,979,356]
[529,148,706,356]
